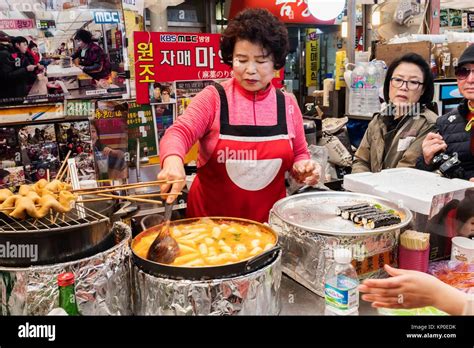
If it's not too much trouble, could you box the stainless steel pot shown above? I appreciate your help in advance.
[0,206,113,267]
[132,217,280,281]
[269,191,413,296]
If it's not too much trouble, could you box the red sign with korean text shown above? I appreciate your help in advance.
[0,19,35,30]
[229,0,341,24]
[134,32,231,104]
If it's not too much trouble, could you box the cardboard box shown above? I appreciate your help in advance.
[449,42,471,67]
[375,41,432,67]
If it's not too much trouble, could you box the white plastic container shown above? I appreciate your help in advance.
[344,168,474,215]
[324,248,359,315]
[451,237,474,264]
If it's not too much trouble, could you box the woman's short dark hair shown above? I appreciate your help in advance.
[0,168,9,180]
[74,29,93,44]
[383,53,434,106]
[11,36,28,46]
[220,8,289,70]
[28,41,37,49]
[457,188,474,225]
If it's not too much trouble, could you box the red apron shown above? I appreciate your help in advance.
[187,84,294,223]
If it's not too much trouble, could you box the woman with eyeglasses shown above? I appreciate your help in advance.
[352,53,438,173]
[417,44,474,182]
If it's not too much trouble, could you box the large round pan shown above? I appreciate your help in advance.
[131,217,281,281]
[0,217,113,267]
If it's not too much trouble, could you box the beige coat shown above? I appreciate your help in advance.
[352,107,438,173]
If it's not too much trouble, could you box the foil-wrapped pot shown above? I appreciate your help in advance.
[132,252,282,315]
[0,222,132,315]
[269,192,412,297]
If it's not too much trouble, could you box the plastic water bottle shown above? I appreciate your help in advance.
[324,248,359,315]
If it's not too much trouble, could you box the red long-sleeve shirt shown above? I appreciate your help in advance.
[160,78,310,167]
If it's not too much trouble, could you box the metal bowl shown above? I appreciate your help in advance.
[271,191,413,236]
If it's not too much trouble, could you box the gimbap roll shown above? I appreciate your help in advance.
[351,208,379,222]
[364,215,401,229]
[335,203,370,216]
[362,212,394,225]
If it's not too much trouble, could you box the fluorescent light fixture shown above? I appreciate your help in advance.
[307,0,346,21]
[372,10,381,26]
[341,21,348,38]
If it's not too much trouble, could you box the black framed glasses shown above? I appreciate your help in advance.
[390,77,424,90]
[455,66,474,80]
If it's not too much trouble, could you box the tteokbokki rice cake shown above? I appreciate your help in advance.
[133,218,277,267]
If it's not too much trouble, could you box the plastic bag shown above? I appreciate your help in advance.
[318,132,353,167]
[322,116,349,135]
[286,145,328,195]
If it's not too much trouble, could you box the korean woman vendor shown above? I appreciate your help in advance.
[157,8,321,223]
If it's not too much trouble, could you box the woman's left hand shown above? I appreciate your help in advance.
[292,159,321,186]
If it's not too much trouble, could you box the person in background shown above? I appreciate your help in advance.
[425,188,474,260]
[57,42,67,56]
[27,41,41,66]
[0,36,39,99]
[150,83,162,103]
[35,166,48,181]
[158,8,321,223]
[0,169,10,188]
[352,53,438,173]
[359,264,473,315]
[71,29,111,81]
[161,86,175,103]
[90,121,127,180]
[417,44,474,181]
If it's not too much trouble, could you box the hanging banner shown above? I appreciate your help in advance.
[133,32,232,104]
[229,0,344,24]
[122,0,145,14]
[127,102,158,157]
[305,29,320,87]
[0,19,35,30]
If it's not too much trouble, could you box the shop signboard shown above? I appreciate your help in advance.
[0,19,35,30]
[133,32,231,104]
[122,0,145,14]
[93,11,121,24]
[36,20,56,30]
[229,0,344,24]
[305,29,320,87]
[127,102,158,157]
[462,12,474,30]
[0,0,129,108]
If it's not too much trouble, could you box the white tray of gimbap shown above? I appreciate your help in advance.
[271,191,412,236]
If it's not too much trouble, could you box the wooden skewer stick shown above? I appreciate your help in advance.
[52,212,60,224]
[46,169,50,182]
[78,192,182,203]
[75,180,184,196]
[130,192,182,198]
[78,197,111,203]
[57,160,70,182]
[97,193,163,205]
[55,150,72,180]
[71,179,184,193]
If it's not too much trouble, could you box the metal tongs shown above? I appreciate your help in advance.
[146,201,180,264]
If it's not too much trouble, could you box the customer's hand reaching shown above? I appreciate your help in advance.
[359,264,468,315]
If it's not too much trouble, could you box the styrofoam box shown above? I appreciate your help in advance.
[343,168,474,215]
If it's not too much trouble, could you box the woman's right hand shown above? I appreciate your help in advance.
[422,132,447,165]
[157,155,186,204]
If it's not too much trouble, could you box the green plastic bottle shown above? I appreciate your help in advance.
[57,272,80,316]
